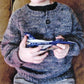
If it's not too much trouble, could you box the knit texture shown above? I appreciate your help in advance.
[1,2,84,83]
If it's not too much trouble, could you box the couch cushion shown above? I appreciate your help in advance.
[0,0,11,41]
[12,0,30,12]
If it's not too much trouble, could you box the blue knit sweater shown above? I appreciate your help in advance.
[1,2,84,84]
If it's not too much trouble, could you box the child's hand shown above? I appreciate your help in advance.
[19,36,48,64]
[52,35,70,59]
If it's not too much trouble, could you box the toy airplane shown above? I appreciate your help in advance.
[25,33,74,50]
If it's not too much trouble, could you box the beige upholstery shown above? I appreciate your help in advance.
[12,0,30,12]
[0,0,11,41]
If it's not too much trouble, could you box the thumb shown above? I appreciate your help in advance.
[19,35,27,48]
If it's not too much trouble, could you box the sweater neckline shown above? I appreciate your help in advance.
[27,2,57,11]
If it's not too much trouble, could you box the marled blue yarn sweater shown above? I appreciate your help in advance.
[1,2,84,84]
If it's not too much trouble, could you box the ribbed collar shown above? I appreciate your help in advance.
[27,2,57,11]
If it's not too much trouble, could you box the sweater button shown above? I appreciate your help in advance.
[46,19,51,24]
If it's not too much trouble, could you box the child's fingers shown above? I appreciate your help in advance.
[57,44,70,50]
[34,52,48,61]
[57,44,66,49]
[33,50,47,56]
[31,46,42,53]
[33,53,48,64]
[19,36,27,48]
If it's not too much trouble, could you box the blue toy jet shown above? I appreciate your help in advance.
[25,33,74,50]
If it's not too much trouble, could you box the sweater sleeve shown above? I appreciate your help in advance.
[1,12,24,68]
[64,9,84,56]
